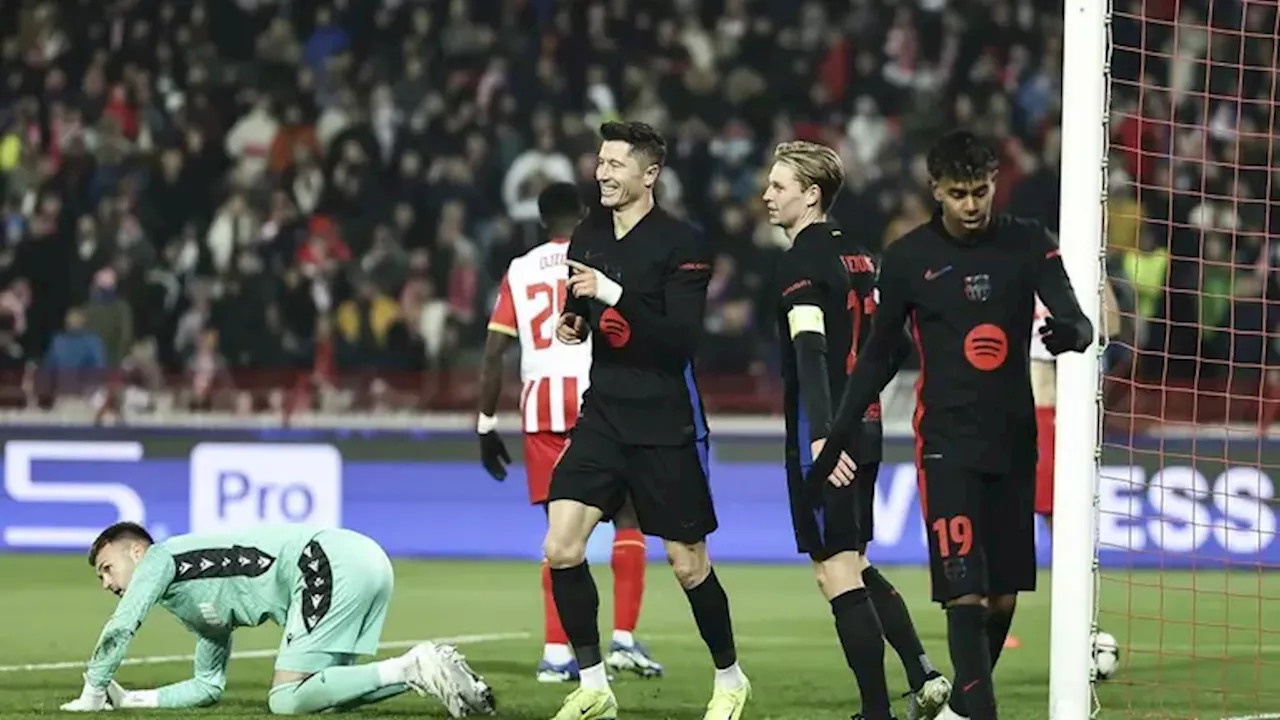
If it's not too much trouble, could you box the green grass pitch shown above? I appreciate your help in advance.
[1,556,1278,719]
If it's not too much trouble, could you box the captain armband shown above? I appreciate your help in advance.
[786,305,825,339]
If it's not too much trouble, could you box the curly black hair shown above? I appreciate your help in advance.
[926,131,1000,183]
[600,120,667,168]
[537,182,585,233]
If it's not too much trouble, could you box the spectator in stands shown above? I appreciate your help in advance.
[0,0,1267,420]
[334,275,402,369]
[44,307,106,393]
[184,327,232,411]
[82,268,134,367]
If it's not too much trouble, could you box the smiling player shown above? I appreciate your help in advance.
[543,121,749,720]
[477,182,662,682]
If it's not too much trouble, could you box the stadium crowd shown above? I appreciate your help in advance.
[0,0,1274,416]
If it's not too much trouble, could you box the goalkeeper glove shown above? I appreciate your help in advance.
[1038,315,1089,356]
[61,681,109,712]
[477,414,511,481]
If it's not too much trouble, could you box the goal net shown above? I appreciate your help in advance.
[1065,0,1280,718]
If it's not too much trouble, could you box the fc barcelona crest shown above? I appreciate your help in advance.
[963,273,991,302]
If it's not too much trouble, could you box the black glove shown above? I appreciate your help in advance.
[1038,315,1087,356]
[479,431,512,481]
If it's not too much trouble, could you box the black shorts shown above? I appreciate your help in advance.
[919,455,1037,604]
[789,462,878,561]
[548,424,717,544]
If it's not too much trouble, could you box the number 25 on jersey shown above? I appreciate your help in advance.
[527,279,568,350]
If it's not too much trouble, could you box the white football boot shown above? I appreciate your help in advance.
[403,641,496,717]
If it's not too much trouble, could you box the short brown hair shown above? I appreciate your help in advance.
[773,141,845,212]
[600,121,667,169]
[89,522,154,566]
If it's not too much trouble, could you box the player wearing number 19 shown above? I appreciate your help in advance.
[59,522,495,716]
[479,182,662,682]
[809,131,1094,720]
[765,141,950,720]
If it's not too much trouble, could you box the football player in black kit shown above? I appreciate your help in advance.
[809,131,1094,720]
[544,121,749,720]
[764,140,952,720]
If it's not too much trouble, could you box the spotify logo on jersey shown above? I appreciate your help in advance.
[963,323,1008,371]
[599,308,632,348]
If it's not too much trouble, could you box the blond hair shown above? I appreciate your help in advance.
[773,141,845,212]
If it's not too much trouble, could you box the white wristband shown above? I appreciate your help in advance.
[595,271,623,307]
[477,413,497,434]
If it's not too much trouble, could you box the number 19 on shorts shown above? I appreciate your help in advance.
[931,515,973,558]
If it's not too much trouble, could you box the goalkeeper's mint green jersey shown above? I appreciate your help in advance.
[85,524,323,702]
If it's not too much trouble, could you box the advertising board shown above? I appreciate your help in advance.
[0,432,1274,568]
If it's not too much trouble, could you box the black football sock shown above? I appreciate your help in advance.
[863,566,938,691]
[952,600,1016,716]
[682,568,738,669]
[947,604,997,720]
[831,588,894,720]
[987,604,1016,670]
[549,561,603,669]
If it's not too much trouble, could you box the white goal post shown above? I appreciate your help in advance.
[1051,0,1109,718]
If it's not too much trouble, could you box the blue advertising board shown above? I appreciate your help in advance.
[1,438,1275,568]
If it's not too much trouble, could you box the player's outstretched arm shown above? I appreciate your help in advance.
[809,255,912,485]
[107,635,231,709]
[64,549,176,711]
[1034,228,1095,355]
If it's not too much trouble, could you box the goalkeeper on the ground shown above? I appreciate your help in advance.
[60,522,496,716]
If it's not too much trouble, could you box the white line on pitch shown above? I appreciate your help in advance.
[0,631,531,673]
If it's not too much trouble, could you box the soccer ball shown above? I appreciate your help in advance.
[1091,631,1120,681]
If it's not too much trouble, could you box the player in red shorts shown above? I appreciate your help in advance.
[1004,281,1119,652]
[476,183,663,683]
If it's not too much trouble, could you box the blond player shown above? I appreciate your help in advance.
[476,183,663,683]
[1004,280,1119,652]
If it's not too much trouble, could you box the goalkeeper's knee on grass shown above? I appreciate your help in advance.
[267,664,386,715]
[268,682,313,715]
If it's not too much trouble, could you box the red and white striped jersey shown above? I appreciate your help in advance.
[1030,295,1055,363]
[487,238,591,434]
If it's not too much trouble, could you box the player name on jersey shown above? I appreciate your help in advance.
[488,239,591,434]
